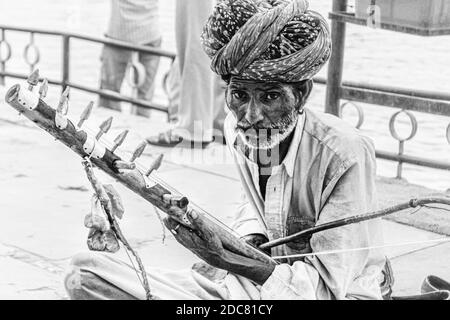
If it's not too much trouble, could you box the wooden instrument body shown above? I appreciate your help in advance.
[5,83,275,265]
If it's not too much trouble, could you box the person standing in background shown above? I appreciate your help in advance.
[147,0,226,148]
[99,0,162,117]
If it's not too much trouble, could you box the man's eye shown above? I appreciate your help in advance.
[263,92,280,101]
[232,91,248,100]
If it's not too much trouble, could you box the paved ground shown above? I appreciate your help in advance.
[0,86,449,299]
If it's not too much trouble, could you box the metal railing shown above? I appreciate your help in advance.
[0,24,176,114]
[324,0,450,179]
[316,74,450,178]
[1,24,450,179]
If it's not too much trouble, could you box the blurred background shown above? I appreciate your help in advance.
[1,0,449,189]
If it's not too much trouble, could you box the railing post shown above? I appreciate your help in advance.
[61,34,70,92]
[397,141,404,179]
[0,29,7,86]
[325,0,348,117]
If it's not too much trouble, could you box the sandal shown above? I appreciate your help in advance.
[146,130,212,149]
[146,130,182,147]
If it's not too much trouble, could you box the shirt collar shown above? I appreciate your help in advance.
[281,113,305,178]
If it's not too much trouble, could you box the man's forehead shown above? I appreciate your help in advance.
[229,77,286,90]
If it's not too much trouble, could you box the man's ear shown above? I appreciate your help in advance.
[293,79,313,109]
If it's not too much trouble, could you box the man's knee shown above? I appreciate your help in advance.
[65,252,102,299]
[65,252,139,300]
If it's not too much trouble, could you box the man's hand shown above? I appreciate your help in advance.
[163,211,226,268]
[163,211,276,285]
[242,234,269,247]
[242,234,271,254]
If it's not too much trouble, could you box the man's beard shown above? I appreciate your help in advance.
[236,109,299,151]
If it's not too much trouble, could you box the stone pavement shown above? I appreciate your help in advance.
[0,87,449,299]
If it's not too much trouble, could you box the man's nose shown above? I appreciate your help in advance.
[244,99,264,125]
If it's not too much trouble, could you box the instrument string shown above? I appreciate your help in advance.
[82,124,246,241]
[271,237,450,260]
[81,125,450,273]
[84,120,450,264]
[80,122,275,263]
[123,243,146,287]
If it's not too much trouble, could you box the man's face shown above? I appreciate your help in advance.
[226,77,303,150]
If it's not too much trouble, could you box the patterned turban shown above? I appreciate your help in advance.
[202,0,331,82]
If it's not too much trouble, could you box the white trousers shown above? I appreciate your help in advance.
[64,251,261,300]
[171,0,226,142]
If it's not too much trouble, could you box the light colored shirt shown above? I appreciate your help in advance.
[106,0,161,45]
[223,108,386,300]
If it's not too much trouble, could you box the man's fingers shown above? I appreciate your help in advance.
[165,211,206,239]
[164,215,222,256]
[163,217,190,240]
[163,217,196,249]
[163,217,203,251]
[242,234,269,247]
[186,210,200,225]
[163,217,226,268]
[186,210,211,238]
[163,217,178,230]
[186,211,216,240]
[186,211,224,253]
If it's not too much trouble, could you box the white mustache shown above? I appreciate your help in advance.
[236,110,298,134]
[236,113,299,150]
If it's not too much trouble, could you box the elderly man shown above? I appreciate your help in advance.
[65,0,390,300]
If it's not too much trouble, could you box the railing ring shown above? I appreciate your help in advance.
[341,101,364,129]
[389,109,418,142]
[0,39,12,63]
[126,60,146,89]
[23,42,40,67]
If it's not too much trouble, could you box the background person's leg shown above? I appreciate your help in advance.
[135,37,163,117]
[172,0,223,143]
[98,45,130,111]
[164,58,181,122]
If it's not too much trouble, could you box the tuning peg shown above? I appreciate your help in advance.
[162,194,189,208]
[130,141,147,162]
[77,101,94,128]
[55,86,70,130]
[38,78,48,99]
[27,69,40,91]
[57,86,70,115]
[111,130,129,153]
[95,116,113,140]
[145,154,163,176]
[114,160,136,170]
